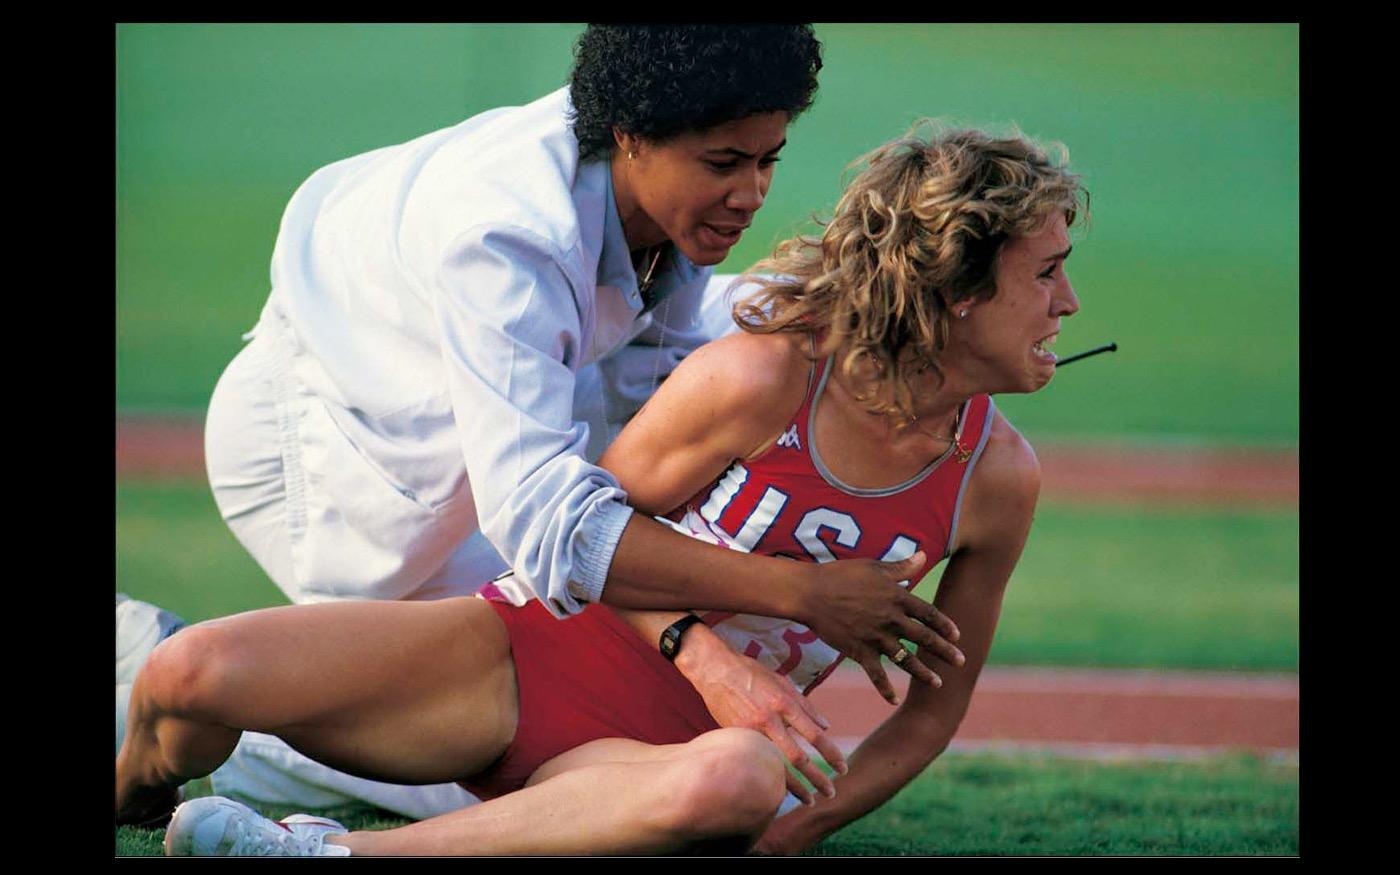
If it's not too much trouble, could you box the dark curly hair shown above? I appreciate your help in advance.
[568,25,823,161]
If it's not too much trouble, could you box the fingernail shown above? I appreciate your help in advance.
[817,715,831,730]
[837,761,850,775]
[823,786,836,799]
[955,650,966,666]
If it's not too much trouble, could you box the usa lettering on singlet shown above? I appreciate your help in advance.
[661,354,995,694]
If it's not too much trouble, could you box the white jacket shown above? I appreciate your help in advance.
[257,87,714,615]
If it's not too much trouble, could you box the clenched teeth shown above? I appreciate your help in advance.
[1032,333,1058,360]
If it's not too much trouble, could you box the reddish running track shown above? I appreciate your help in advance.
[117,416,208,479]
[116,417,1299,507]
[807,666,1297,760]
[116,414,1300,759]
[1034,441,1298,507]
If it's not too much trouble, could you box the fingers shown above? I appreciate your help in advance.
[856,653,900,705]
[878,635,942,690]
[797,695,832,732]
[879,554,961,645]
[784,703,847,778]
[892,646,942,687]
[899,592,960,643]
[895,616,965,668]
[806,729,849,781]
[785,767,815,806]
[884,550,927,580]
[763,717,832,801]
[795,756,836,801]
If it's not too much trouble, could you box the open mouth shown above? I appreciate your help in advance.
[1032,332,1058,363]
[701,223,746,247]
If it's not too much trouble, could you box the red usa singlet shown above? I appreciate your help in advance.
[662,353,994,694]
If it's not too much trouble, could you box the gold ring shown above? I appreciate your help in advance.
[891,647,910,666]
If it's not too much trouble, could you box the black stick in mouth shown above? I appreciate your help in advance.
[1054,342,1118,368]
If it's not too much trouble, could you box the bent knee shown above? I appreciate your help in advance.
[137,622,251,720]
[663,729,787,838]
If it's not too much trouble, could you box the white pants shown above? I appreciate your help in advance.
[195,275,748,819]
[204,322,512,604]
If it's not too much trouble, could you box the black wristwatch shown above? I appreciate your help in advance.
[659,615,705,662]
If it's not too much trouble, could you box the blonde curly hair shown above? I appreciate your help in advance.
[734,122,1087,423]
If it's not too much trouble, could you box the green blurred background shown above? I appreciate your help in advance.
[117,23,1298,445]
[116,24,1298,671]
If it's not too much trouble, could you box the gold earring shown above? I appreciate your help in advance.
[959,309,968,319]
[627,150,635,161]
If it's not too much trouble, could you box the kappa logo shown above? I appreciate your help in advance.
[775,425,802,450]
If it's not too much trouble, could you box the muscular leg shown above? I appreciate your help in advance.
[116,597,516,823]
[334,728,788,856]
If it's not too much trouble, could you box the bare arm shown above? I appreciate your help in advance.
[754,414,1041,854]
[596,333,962,703]
[599,333,854,800]
[611,606,846,803]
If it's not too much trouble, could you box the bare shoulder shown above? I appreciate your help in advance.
[976,410,1042,503]
[664,331,813,439]
[609,330,815,470]
[673,330,810,402]
[956,410,1041,550]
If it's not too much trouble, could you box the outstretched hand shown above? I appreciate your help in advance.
[676,626,847,805]
[798,551,965,704]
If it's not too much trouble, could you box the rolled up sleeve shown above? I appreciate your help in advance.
[433,224,633,616]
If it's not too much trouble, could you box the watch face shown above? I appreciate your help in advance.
[661,634,678,656]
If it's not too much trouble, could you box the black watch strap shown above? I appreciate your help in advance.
[659,614,705,662]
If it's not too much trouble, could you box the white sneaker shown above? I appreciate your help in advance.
[163,796,351,856]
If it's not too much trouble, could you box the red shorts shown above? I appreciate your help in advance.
[459,596,720,800]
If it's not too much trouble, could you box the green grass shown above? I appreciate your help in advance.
[115,483,288,622]
[115,750,1297,856]
[993,504,1298,670]
[115,482,1297,856]
[813,750,1297,856]
[116,481,1298,670]
[116,24,1298,445]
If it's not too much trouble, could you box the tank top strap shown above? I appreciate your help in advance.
[952,393,994,465]
[788,351,833,444]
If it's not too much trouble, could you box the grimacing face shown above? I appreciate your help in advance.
[614,112,789,266]
[955,212,1080,394]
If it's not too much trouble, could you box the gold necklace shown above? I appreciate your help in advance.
[635,244,666,302]
[912,404,972,464]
